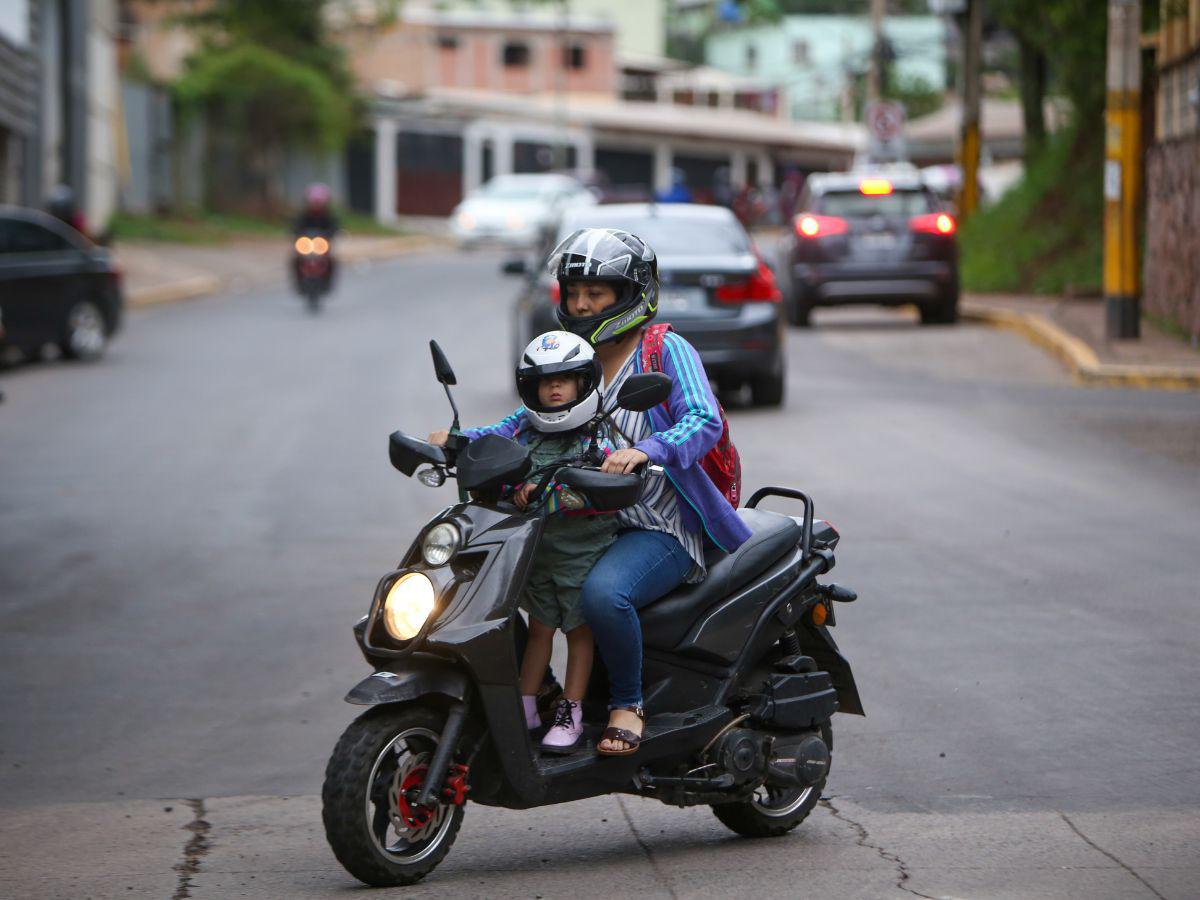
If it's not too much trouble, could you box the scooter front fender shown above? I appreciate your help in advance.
[345,654,469,707]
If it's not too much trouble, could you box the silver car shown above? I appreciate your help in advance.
[450,174,597,249]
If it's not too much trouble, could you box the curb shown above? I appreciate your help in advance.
[128,275,222,308]
[961,302,1200,391]
[123,235,448,310]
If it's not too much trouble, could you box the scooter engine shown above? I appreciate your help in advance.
[713,728,767,786]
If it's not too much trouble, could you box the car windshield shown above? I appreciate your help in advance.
[816,189,933,219]
[477,178,562,201]
[558,214,750,256]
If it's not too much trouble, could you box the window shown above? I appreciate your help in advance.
[745,44,757,72]
[502,42,530,67]
[563,43,586,70]
[437,35,458,51]
[793,40,809,65]
[0,217,74,254]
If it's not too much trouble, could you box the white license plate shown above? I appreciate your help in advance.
[659,288,705,312]
[858,233,898,251]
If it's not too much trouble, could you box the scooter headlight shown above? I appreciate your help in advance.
[382,572,437,641]
[421,522,460,567]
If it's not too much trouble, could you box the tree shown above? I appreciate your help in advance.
[172,0,364,214]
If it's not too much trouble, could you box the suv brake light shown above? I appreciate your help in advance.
[715,260,782,303]
[795,213,849,238]
[859,178,893,195]
[909,212,956,236]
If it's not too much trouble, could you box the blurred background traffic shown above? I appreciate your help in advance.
[1,0,1197,370]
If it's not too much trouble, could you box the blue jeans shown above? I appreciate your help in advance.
[580,529,693,709]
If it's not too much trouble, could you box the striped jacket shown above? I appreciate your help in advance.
[463,331,752,554]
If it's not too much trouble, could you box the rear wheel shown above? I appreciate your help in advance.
[60,299,108,360]
[711,724,830,838]
[322,705,466,886]
[750,369,785,408]
[919,289,959,326]
[787,289,812,328]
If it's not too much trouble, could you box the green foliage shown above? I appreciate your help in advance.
[175,42,354,153]
[885,74,943,120]
[988,0,1107,129]
[110,210,402,244]
[959,123,1103,295]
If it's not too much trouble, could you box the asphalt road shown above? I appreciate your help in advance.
[2,249,1198,899]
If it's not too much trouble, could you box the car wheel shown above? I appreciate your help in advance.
[751,368,785,408]
[60,299,108,361]
[919,291,959,326]
[787,288,812,328]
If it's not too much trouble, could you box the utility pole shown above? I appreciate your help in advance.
[1104,0,1142,339]
[868,0,886,104]
[957,0,983,221]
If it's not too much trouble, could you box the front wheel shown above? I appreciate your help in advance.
[711,725,830,838]
[322,705,466,886]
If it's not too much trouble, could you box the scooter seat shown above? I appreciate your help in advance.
[638,509,802,653]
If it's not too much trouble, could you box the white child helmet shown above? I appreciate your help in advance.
[516,331,603,433]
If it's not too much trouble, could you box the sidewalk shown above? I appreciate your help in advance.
[116,232,448,308]
[962,294,1200,390]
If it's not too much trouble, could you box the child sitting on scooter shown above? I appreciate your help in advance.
[504,330,618,753]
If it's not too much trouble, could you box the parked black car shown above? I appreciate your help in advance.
[0,206,123,361]
[506,203,787,406]
[781,170,959,327]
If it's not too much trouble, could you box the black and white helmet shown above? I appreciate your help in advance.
[516,331,603,433]
[547,228,659,346]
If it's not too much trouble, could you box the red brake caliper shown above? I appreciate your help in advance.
[442,763,470,806]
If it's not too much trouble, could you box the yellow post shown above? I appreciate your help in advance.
[957,0,983,221]
[1104,0,1142,339]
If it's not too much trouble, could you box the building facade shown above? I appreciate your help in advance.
[705,15,948,123]
[0,0,120,231]
[1145,0,1200,342]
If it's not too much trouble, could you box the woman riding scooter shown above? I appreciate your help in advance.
[432,228,751,755]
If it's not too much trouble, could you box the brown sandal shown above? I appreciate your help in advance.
[597,706,645,757]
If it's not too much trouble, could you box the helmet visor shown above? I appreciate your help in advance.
[545,229,651,281]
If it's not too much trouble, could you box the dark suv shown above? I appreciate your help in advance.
[782,170,959,326]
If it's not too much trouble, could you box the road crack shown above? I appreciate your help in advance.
[1059,812,1166,900]
[615,795,678,900]
[172,798,211,900]
[821,797,937,899]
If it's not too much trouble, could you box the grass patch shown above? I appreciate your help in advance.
[110,210,403,244]
[959,123,1103,296]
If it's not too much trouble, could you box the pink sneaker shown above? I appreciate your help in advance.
[541,699,583,754]
[522,694,540,730]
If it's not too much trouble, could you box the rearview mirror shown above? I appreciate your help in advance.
[501,258,527,276]
[429,340,457,386]
[615,372,671,412]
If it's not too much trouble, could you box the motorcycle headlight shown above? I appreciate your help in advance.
[421,522,460,567]
[382,572,437,641]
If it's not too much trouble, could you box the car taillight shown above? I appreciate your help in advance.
[549,281,560,305]
[795,213,849,238]
[715,261,782,303]
[910,212,956,236]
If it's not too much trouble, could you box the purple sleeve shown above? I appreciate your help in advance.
[633,332,723,469]
[460,408,525,442]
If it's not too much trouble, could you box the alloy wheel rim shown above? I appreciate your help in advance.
[364,726,456,864]
[68,302,105,356]
[750,783,814,818]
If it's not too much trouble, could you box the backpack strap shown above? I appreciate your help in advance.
[640,323,673,374]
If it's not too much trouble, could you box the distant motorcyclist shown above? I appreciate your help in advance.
[291,183,339,293]
[292,183,339,236]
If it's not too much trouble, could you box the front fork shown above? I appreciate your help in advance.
[414,699,469,808]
